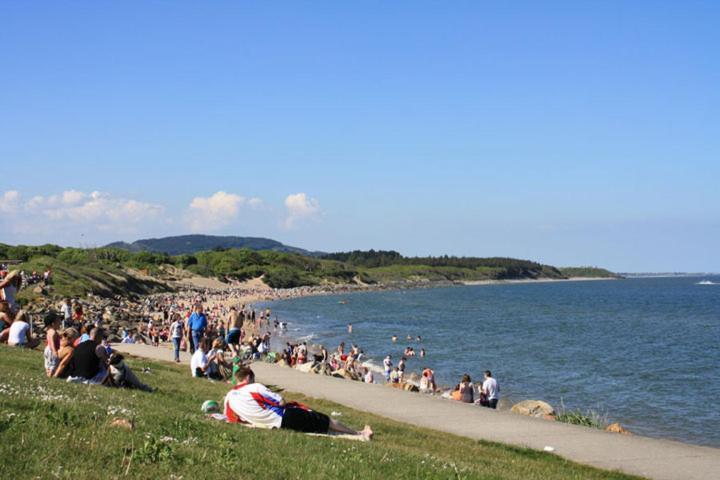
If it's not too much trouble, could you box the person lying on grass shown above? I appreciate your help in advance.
[224,366,374,441]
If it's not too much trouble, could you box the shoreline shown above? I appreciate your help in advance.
[111,341,720,480]
[235,275,621,306]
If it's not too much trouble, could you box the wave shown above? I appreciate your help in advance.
[361,359,386,376]
[696,280,718,285]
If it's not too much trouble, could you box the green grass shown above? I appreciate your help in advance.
[0,346,642,480]
[16,255,172,303]
[556,403,609,429]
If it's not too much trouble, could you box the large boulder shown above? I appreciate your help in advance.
[511,400,555,418]
[605,423,632,435]
[295,362,314,373]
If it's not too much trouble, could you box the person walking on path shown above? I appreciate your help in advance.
[481,370,499,409]
[188,304,207,353]
[169,314,184,362]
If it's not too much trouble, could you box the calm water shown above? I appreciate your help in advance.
[266,276,720,447]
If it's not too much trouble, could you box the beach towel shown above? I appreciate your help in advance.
[206,413,366,441]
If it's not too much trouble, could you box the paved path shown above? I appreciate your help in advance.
[114,343,720,480]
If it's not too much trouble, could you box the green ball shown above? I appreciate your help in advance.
[201,400,220,413]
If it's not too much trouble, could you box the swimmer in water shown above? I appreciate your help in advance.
[391,335,397,343]
[348,323,353,334]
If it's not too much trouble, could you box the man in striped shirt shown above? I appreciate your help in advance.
[224,366,373,440]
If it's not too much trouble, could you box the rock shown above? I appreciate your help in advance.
[110,418,134,430]
[605,423,632,435]
[295,362,314,373]
[511,400,555,418]
[403,383,419,392]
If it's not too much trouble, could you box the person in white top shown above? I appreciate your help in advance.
[8,311,39,348]
[481,370,500,409]
[224,366,373,440]
[60,299,72,328]
[190,339,210,378]
[169,315,184,362]
[383,355,392,382]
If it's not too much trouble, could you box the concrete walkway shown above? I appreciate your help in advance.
[114,343,720,480]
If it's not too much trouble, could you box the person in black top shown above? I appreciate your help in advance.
[67,328,106,383]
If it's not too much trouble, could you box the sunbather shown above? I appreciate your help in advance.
[223,366,373,440]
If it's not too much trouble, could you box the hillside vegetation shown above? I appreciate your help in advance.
[106,234,323,256]
[559,267,621,278]
[2,243,616,301]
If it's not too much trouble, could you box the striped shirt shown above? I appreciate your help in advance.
[224,382,284,429]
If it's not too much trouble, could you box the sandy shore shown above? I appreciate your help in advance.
[460,276,620,286]
[229,276,622,307]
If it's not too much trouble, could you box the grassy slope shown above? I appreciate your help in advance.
[0,346,640,480]
[16,256,172,302]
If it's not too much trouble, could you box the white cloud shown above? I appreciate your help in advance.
[283,193,321,229]
[0,190,20,214]
[0,189,165,235]
[186,191,250,232]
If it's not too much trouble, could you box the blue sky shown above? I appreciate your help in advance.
[1,1,718,272]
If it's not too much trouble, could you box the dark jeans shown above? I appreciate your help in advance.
[487,398,498,409]
[191,330,203,352]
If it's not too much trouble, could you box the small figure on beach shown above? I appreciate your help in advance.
[480,370,499,409]
[457,374,474,403]
[383,354,393,381]
[419,367,436,393]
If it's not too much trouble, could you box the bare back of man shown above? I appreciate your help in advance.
[225,309,243,355]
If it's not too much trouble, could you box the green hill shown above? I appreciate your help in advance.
[2,243,617,301]
[559,267,621,278]
[105,234,324,256]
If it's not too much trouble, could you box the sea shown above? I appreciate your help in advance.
[263,276,720,448]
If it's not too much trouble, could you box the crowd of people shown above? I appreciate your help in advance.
[2,260,500,421]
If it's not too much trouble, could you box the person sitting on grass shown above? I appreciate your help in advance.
[223,366,374,440]
[105,352,154,392]
[54,328,79,378]
[65,328,106,384]
[8,310,39,348]
[191,338,222,380]
[207,338,232,380]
